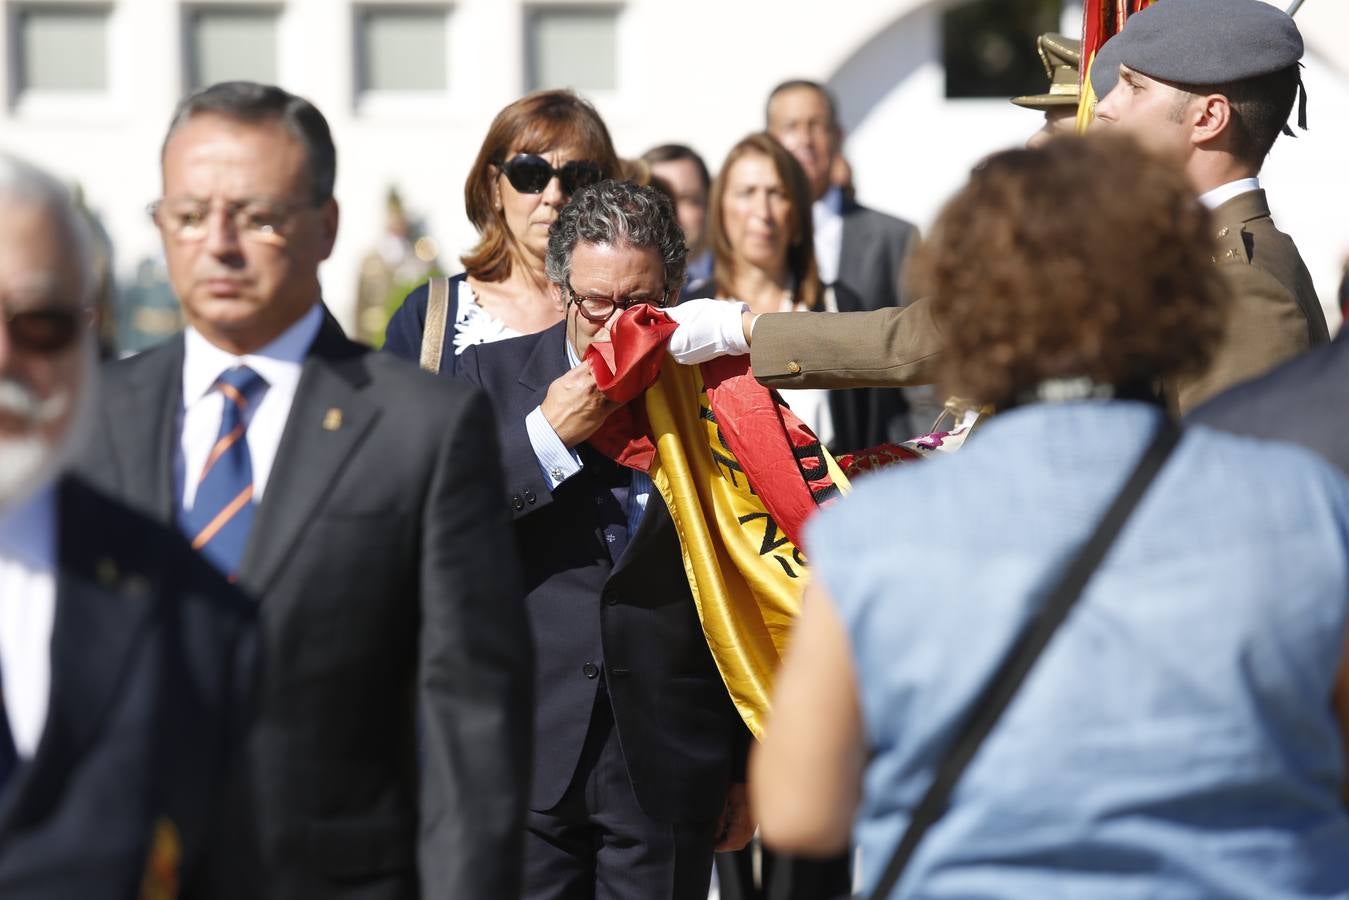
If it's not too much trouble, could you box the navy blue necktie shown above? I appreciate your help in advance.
[182,366,267,578]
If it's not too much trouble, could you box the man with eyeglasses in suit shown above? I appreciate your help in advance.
[77,81,533,900]
[457,178,754,900]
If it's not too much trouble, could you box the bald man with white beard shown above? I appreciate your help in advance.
[0,153,256,899]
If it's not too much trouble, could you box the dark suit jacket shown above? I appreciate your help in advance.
[682,280,912,452]
[1188,332,1348,477]
[78,313,533,900]
[0,476,253,899]
[457,323,749,824]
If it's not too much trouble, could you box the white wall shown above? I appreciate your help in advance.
[1,0,1344,336]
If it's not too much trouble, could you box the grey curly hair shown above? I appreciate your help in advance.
[545,179,687,296]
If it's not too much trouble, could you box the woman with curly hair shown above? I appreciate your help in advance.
[751,133,1349,898]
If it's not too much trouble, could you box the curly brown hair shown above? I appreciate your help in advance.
[461,90,622,283]
[910,133,1227,408]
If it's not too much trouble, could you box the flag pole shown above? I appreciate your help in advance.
[1285,0,1306,16]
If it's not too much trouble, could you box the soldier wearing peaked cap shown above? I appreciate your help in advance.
[1012,33,1083,148]
[1092,0,1329,412]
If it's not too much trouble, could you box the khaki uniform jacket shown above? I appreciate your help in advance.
[752,189,1328,414]
[1173,189,1329,411]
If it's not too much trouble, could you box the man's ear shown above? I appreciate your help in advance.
[1190,93,1233,148]
[552,282,567,313]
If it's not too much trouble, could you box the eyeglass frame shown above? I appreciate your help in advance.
[146,196,321,243]
[563,281,672,324]
[495,154,605,196]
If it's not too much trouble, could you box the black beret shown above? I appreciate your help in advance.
[1109,0,1302,86]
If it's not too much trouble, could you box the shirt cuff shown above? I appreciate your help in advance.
[526,405,583,489]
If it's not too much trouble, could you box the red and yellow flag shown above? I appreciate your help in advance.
[586,307,849,737]
[1077,0,1161,131]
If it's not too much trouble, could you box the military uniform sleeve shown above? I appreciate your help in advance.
[750,298,944,390]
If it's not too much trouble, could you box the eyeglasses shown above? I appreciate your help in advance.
[498,154,604,196]
[148,197,317,243]
[1,305,85,355]
[565,282,670,324]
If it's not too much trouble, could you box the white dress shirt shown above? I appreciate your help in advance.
[1198,177,1260,211]
[525,338,651,534]
[0,482,58,758]
[812,185,846,286]
[176,303,323,512]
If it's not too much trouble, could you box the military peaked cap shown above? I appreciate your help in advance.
[1011,33,1082,110]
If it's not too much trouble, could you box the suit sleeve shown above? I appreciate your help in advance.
[1173,263,1312,413]
[751,299,944,390]
[416,387,533,898]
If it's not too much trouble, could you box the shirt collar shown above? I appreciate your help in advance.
[813,185,844,227]
[1198,177,1260,211]
[0,481,56,569]
[182,302,324,405]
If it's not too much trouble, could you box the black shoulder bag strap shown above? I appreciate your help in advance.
[864,419,1182,899]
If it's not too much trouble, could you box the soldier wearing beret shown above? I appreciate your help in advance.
[1012,33,1083,148]
[1092,0,1330,410]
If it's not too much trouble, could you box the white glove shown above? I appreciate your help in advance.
[664,298,753,364]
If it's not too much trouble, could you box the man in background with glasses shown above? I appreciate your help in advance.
[457,179,753,900]
[77,81,533,899]
[0,151,255,897]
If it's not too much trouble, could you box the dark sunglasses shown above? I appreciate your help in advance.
[2,306,84,354]
[498,154,604,195]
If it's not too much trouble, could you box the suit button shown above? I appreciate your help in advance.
[582,662,599,679]
[605,592,618,605]
[524,489,536,505]
[511,495,524,511]
[786,361,802,375]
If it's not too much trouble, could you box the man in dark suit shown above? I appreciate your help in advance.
[765,79,933,431]
[77,83,533,899]
[1189,331,1348,476]
[457,180,752,899]
[0,152,254,898]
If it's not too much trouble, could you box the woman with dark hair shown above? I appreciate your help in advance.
[751,133,1349,898]
[691,132,910,452]
[384,89,621,373]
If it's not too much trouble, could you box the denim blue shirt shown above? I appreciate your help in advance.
[808,401,1349,899]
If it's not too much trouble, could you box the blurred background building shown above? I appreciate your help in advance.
[2,0,1345,351]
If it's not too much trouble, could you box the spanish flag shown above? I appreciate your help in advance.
[586,307,849,738]
[1078,0,1160,132]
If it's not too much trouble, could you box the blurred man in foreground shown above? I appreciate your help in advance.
[0,152,255,898]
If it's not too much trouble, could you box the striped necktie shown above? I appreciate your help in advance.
[182,365,267,578]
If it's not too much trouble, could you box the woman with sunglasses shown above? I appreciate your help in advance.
[688,133,910,457]
[385,90,621,374]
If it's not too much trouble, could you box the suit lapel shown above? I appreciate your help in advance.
[518,321,571,401]
[237,318,379,595]
[0,479,156,837]
[105,338,182,521]
[837,199,872,288]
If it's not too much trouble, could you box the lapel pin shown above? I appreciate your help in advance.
[96,557,119,588]
[322,408,343,431]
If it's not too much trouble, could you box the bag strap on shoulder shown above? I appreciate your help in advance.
[419,276,451,374]
[865,419,1182,899]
